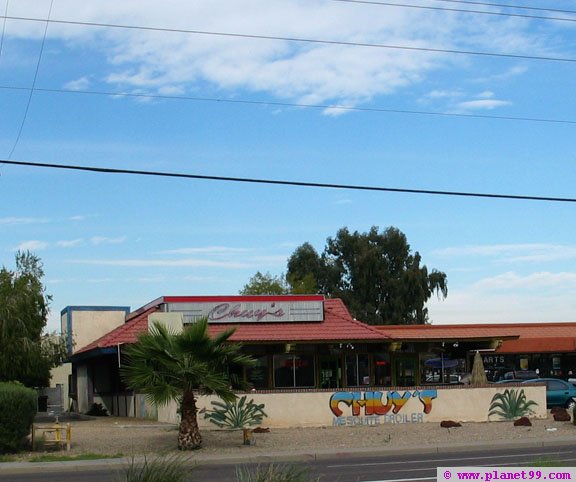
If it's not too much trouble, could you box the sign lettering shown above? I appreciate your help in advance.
[208,303,285,322]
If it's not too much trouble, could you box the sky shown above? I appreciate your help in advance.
[1,0,576,333]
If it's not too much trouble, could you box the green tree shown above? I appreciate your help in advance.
[239,271,289,295]
[287,226,447,325]
[0,251,67,387]
[120,318,255,450]
[286,243,323,294]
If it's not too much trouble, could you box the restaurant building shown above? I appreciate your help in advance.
[63,294,558,424]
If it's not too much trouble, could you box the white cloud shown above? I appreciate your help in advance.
[474,271,576,292]
[428,268,576,325]
[0,217,50,225]
[422,89,463,100]
[476,91,495,99]
[15,240,49,251]
[69,258,251,268]
[64,76,92,90]
[6,0,551,110]
[158,246,250,255]
[434,243,576,263]
[91,236,127,245]
[56,239,84,248]
[455,99,511,110]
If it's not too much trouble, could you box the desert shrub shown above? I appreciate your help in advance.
[86,402,109,416]
[0,382,37,453]
[116,454,192,482]
[204,396,267,429]
[235,463,318,482]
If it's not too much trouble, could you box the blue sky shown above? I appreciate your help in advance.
[1,0,576,333]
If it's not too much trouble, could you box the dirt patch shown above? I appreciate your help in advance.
[20,413,576,459]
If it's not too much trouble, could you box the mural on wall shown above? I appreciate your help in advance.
[330,389,437,426]
[488,388,538,421]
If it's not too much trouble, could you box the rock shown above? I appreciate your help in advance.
[440,420,461,428]
[514,417,532,426]
[252,427,270,433]
[552,408,571,422]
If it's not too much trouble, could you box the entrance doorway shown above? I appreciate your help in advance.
[393,356,418,386]
[319,357,341,389]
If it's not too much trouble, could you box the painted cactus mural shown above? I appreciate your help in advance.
[488,388,538,420]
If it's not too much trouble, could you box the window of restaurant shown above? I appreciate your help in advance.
[346,354,370,387]
[374,354,391,386]
[246,355,269,389]
[273,354,315,388]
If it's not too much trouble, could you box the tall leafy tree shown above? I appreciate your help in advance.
[287,226,447,325]
[239,271,289,295]
[121,318,254,450]
[286,242,323,294]
[0,251,67,387]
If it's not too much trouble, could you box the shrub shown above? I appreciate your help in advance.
[86,402,109,416]
[0,382,37,453]
[235,463,317,482]
[116,454,192,482]
[204,396,267,429]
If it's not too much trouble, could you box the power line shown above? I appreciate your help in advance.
[2,84,576,126]
[2,14,576,64]
[432,0,576,16]
[0,1,10,61]
[1,159,575,204]
[6,0,52,160]
[330,0,576,23]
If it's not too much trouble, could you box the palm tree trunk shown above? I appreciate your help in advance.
[178,390,202,450]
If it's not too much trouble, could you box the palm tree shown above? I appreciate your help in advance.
[121,317,255,450]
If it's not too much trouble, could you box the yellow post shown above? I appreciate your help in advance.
[54,422,61,444]
[65,423,71,451]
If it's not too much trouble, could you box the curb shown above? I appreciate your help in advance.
[1,436,575,475]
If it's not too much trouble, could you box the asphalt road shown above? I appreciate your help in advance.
[3,443,576,482]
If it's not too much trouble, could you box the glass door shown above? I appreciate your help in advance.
[393,355,418,387]
[319,357,341,389]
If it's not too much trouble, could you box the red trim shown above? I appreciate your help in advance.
[162,295,325,303]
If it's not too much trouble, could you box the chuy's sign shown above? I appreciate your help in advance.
[166,298,324,323]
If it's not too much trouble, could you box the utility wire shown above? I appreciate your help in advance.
[6,0,53,160]
[0,0,9,60]
[330,0,576,23]
[2,15,576,64]
[432,0,576,16]
[1,84,576,126]
[1,159,575,204]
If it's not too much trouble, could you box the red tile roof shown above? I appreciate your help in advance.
[375,324,520,341]
[72,296,576,357]
[73,298,386,356]
[376,322,576,354]
[498,336,576,354]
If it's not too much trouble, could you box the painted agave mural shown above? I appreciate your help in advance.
[489,388,538,420]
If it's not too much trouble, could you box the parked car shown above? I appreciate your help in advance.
[425,373,461,384]
[522,378,576,409]
[486,368,538,382]
[493,379,524,384]
[502,370,539,381]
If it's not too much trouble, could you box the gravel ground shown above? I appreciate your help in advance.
[20,413,576,460]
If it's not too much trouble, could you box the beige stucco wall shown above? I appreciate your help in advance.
[157,385,547,428]
[64,310,127,353]
[49,362,72,410]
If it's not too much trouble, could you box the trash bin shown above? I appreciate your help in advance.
[38,395,48,412]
